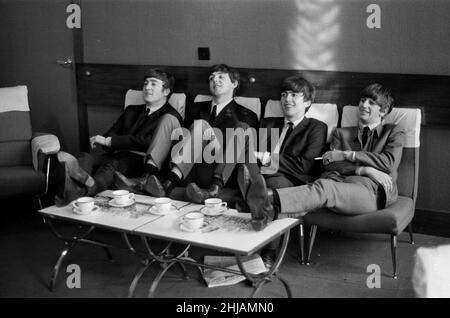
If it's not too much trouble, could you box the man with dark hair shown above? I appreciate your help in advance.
[237,75,327,267]
[241,83,404,233]
[55,69,182,205]
[115,64,258,201]
[253,75,327,189]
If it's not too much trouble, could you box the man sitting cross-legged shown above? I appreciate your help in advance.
[239,83,404,262]
[54,69,182,205]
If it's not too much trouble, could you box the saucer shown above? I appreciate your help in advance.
[108,198,135,208]
[179,222,208,233]
[73,205,99,215]
[200,206,227,216]
[148,206,177,216]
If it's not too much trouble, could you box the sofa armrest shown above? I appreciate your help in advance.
[31,133,60,171]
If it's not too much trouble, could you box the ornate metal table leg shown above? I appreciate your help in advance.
[128,259,154,298]
[148,261,178,298]
[50,247,70,291]
[44,217,96,291]
[236,230,292,298]
[102,246,115,262]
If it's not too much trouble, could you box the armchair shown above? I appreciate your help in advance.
[0,85,60,206]
[303,106,421,278]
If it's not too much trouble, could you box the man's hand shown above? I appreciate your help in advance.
[323,150,351,165]
[358,166,393,192]
[254,151,271,166]
[90,135,111,149]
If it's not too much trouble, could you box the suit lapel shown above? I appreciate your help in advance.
[199,103,211,122]
[349,127,362,150]
[130,105,147,134]
[266,118,285,151]
[213,100,236,127]
[281,117,309,151]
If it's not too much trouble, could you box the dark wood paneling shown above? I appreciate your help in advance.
[76,63,450,127]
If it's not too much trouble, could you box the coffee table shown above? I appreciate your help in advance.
[38,191,300,297]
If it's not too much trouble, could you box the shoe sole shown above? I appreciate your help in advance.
[145,175,166,197]
[185,183,206,204]
[57,151,90,185]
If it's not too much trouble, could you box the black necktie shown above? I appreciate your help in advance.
[210,105,217,122]
[362,126,370,147]
[280,122,294,153]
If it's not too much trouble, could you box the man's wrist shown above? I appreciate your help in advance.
[261,152,271,166]
[105,137,112,147]
[344,150,355,162]
[356,166,365,176]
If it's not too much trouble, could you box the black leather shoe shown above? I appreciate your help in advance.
[186,182,220,204]
[246,174,275,231]
[145,175,172,197]
[55,162,87,206]
[237,164,253,199]
[234,199,250,212]
[57,151,92,186]
[114,171,147,194]
[260,248,277,270]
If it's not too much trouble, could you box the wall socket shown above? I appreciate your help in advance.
[198,47,210,60]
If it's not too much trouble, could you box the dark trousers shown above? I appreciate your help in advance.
[173,119,252,188]
[77,151,145,195]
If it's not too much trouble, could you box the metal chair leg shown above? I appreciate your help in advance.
[408,224,415,245]
[298,224,305,264]
[306,225,317,265]
[390,234,398,279]
[36,196,43,210]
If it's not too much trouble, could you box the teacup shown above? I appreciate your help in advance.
[181,212,204,230]
[112,190,135,205]
[72,197,95,214]
[153,197,172,214]
[204,198,227,212]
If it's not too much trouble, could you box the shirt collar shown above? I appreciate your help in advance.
[357,121,383,140]
[146,103,164,116]
[284,115,304,128]
[359,120,381,132]
[211,98,233,116]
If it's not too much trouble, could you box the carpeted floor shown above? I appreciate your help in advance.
[1,197,449,298]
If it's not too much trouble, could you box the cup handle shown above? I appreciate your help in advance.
[221,202,227,208]
[72,202,79,209]
[128,193,135,201]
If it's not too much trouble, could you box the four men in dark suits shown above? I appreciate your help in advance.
[54,66,404,259]
[54,69,182,205]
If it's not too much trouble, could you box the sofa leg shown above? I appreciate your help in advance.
[306,225,317,265]
[298,224,305,264]
[408,224,415,245]
[390,234,398,279]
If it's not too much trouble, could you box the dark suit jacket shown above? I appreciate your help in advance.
[103,102,182,152]
[323,123,405,208]
[184,99,259,131]
[261,117,327,185]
